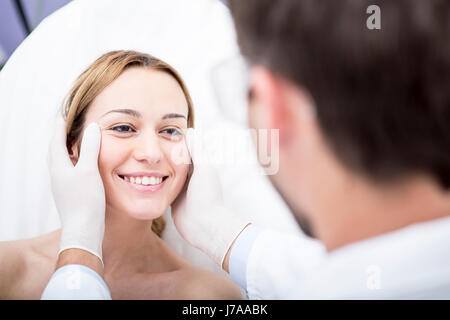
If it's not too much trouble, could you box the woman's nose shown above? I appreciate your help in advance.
[132,133,163,165]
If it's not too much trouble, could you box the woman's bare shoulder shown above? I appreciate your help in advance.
[0,237,28,299]
[0,229,60,299]
[154,241,243,299]
[25,229,61,261]
[176,267,243,300]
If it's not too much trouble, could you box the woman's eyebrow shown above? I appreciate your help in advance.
[161,113,187,120]
[101,108,142,118]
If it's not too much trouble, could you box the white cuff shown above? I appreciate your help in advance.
[207,206,251,267]
[229,224,261,291]
[41,264,111,300]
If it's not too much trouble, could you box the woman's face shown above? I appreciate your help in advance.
[76,67,190,220]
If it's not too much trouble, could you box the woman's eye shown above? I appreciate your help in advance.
[111,125,135,133]
[161,128,182,136]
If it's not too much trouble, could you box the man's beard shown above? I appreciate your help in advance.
[268,175,315,238]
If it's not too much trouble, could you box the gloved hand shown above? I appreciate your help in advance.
[171,129,251,267]
[48,116,105,264]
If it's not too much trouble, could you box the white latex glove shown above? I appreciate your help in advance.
[171,129,250,267]
[48,116,105,264]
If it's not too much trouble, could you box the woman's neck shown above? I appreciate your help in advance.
[101,205,163,276]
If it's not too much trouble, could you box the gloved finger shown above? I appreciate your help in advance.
[48,115,73,172]
[169,129,191,166]
[172,150,194,207]
[185,128,202,165]
[76,122,101,172]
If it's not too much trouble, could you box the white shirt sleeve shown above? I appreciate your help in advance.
[229,224,262,290]
[229,226,326,299]
[41,264,112,300]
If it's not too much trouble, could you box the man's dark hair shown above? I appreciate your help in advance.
[229,0,450,189]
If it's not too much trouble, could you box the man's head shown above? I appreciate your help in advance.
[229,0,450,243]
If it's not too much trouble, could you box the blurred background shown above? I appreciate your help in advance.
[0,0,229,70]
[0,0,71,69]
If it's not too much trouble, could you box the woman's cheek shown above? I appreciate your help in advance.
[171,162,189,203]
[176,163,189,182]
[97,135,124,178]
[164,142,190,189]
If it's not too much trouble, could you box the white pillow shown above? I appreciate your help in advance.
[0,0,301,273]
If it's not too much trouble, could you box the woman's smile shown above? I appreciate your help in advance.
[116,171,170,194]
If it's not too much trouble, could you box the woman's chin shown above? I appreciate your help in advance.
[106,194,170,220]
[125,206,167,220]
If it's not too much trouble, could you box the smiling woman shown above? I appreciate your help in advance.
[0,51,242,300]
[63,50,194,237]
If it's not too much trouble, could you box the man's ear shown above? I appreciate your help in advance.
[249,66,294,146]
[249,66,316,147]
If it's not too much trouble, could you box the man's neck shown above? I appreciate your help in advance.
[317,173,450,252]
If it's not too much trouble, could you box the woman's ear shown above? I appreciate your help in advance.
[69,142,80,166]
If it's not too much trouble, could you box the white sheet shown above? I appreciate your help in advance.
[0,0,301,273]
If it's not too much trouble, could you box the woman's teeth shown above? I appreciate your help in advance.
[123,176,164,185]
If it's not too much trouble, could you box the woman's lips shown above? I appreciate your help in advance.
[117,174,167,193]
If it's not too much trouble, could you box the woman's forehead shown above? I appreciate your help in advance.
[87,68,189,120]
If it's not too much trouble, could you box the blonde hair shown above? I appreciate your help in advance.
[62,50,195,237]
